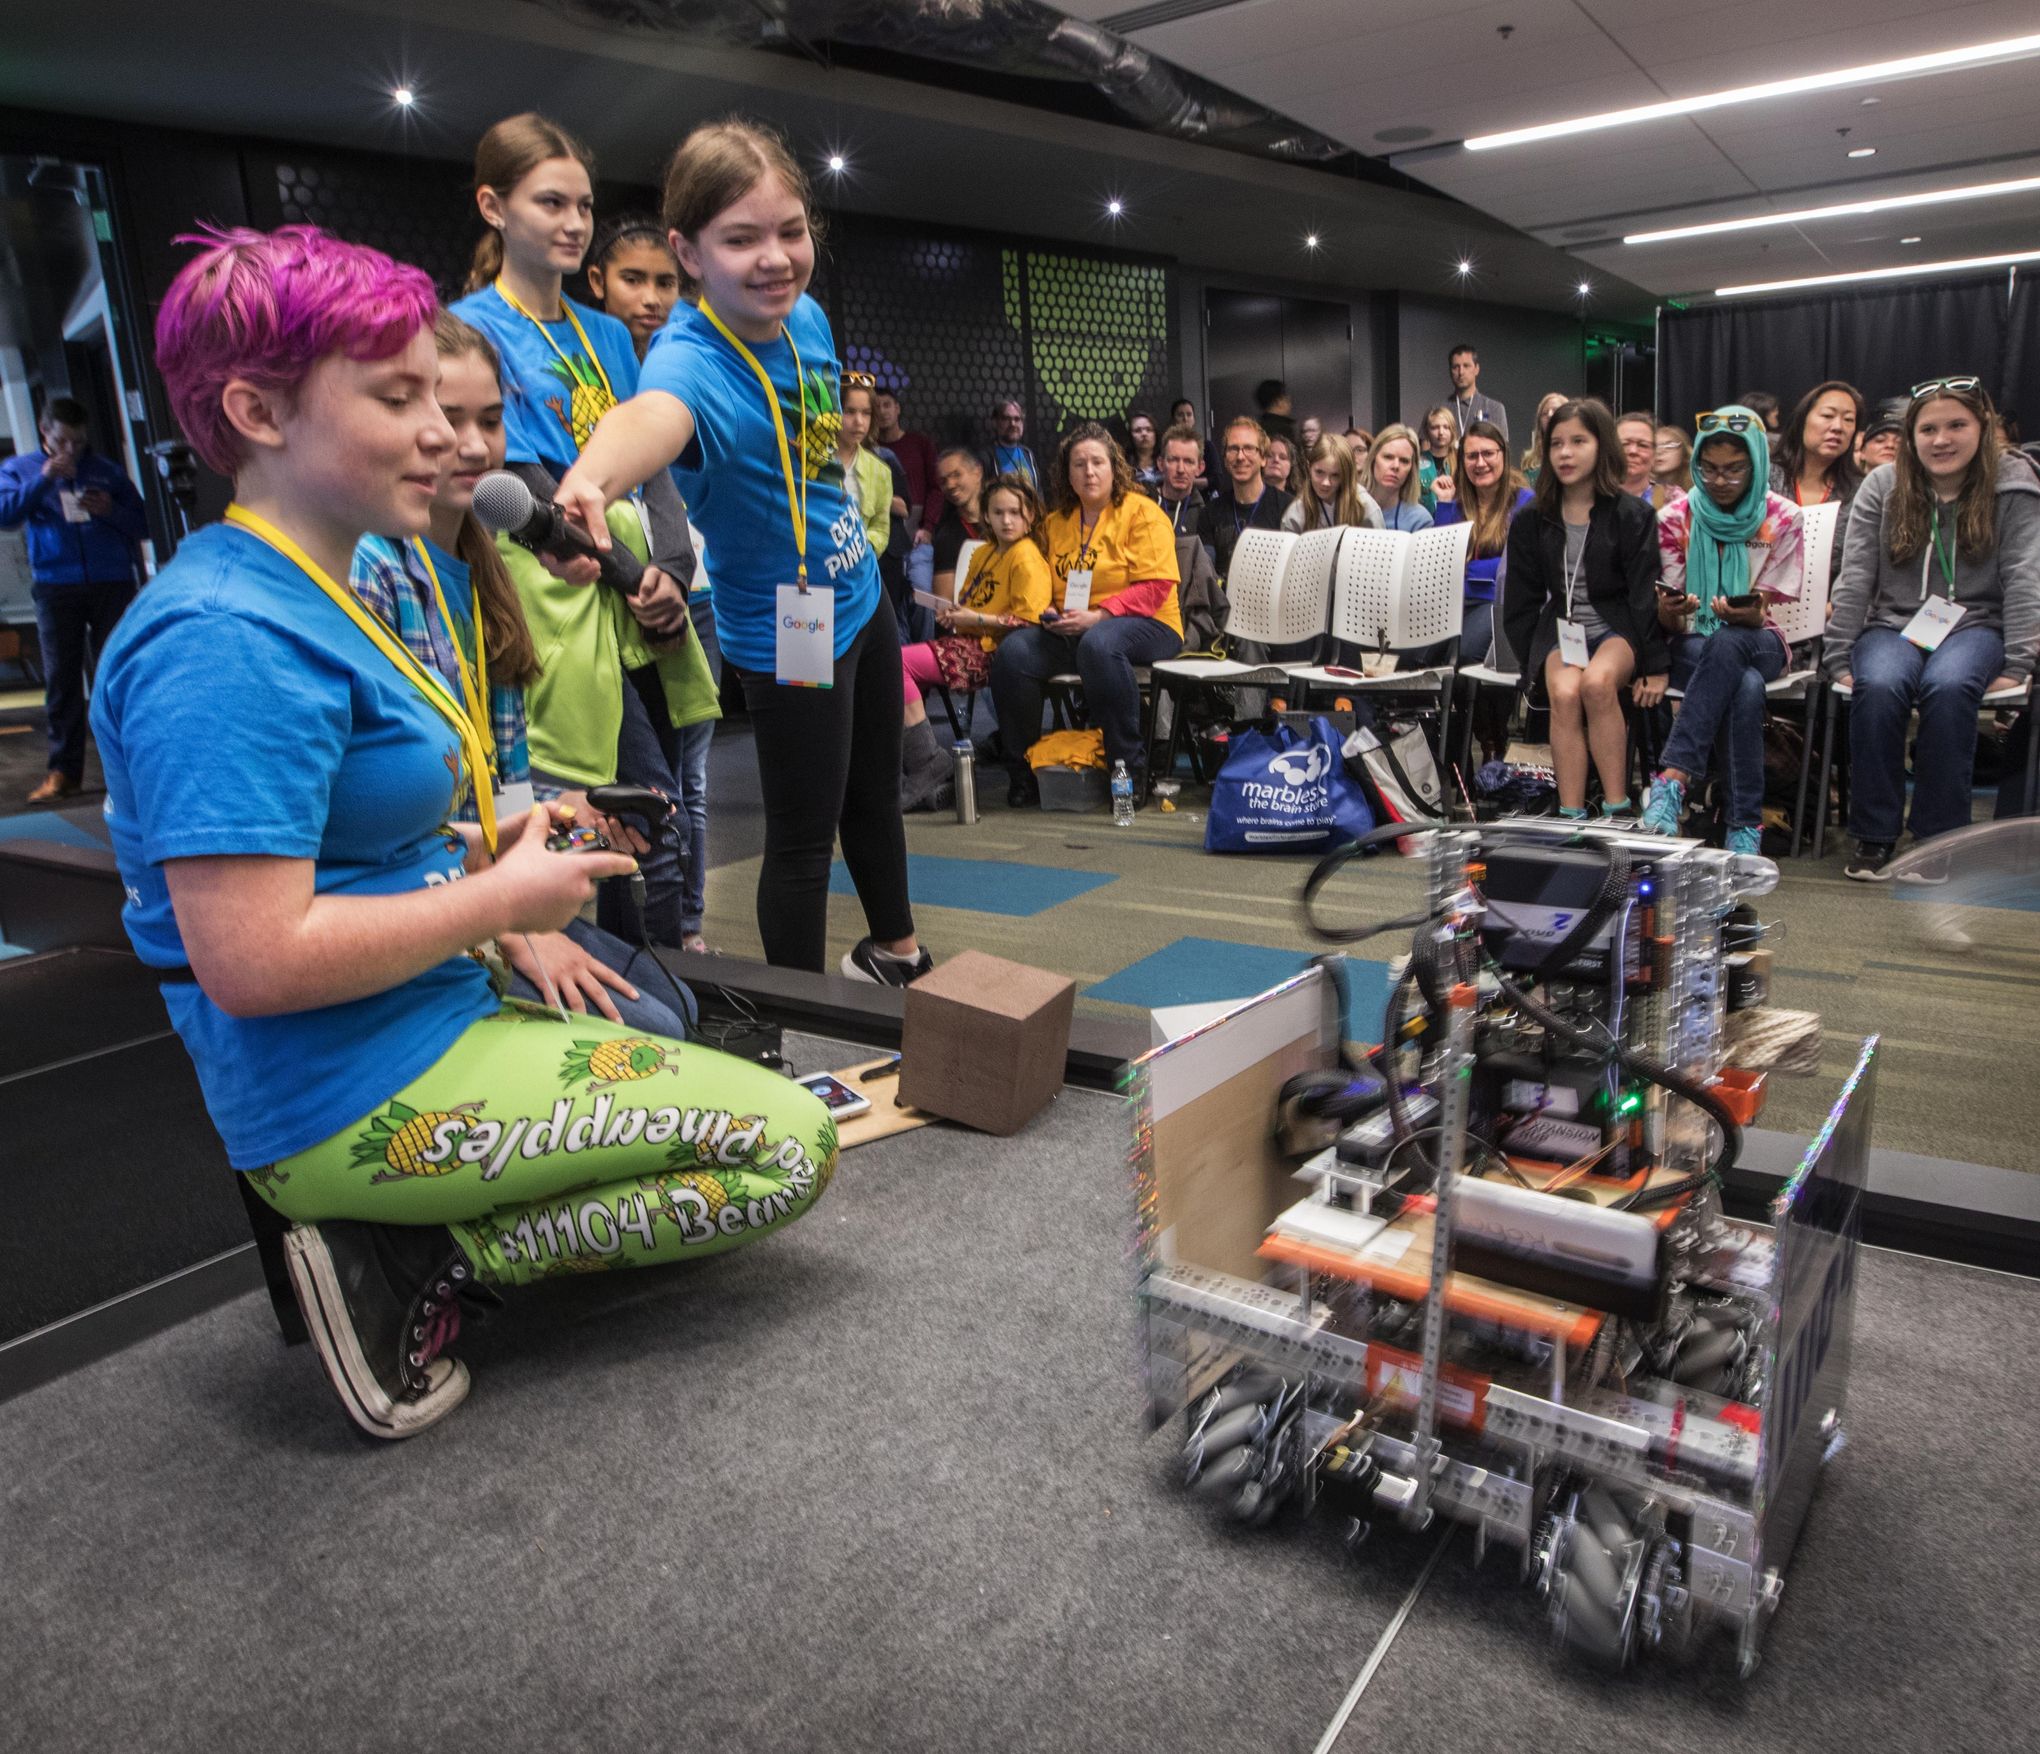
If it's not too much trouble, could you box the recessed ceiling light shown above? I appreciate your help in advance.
[1848,146,1878,158]
[392,86,415,108]
[826,153,847,173]
[1305,232,1321,249]
[1901,235,1922,243]
[1465,30,2040,151]
[1716,246,2040,298]
[1107,198,1124,218]
[1624,172,2040,246]
[1860,96,1881,105]
[1578,280,1593,296]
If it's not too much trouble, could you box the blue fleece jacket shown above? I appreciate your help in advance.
[0,449,147,585]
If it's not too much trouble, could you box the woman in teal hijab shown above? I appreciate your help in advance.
[1638,407,1807,851]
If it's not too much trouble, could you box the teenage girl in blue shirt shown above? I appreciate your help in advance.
[558,121,929,984]
[92,227,834,1441]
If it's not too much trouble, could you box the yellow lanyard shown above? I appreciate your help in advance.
[224,506,497,855]
[698,298,810,588]
[409,538,492,781]
[493,278,616,405]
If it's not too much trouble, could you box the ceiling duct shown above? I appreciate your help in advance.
[526,0,1348,160]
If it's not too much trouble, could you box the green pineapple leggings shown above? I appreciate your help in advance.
[249,1002,838,1287]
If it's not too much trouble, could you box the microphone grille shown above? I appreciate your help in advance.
[471,470,534,534]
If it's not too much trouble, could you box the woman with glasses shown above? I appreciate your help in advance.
[1653,425,1693,498]
[1823,376,2040,878]
[1638,408,1803,851]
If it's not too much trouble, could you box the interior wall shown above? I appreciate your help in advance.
[1395,294,1586,442]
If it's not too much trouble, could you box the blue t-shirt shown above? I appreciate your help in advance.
[90,522,496,1168]
[1434,487,1534,603]
[448,284,640,476]
[637,293,879,672]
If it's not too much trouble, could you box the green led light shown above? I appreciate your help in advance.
[1617,1092,1644,1116]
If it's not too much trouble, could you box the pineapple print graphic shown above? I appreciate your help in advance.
[643,1161,745,1223]
[797,369,841,479]
[560,1036,668,1092]
[547,352,617,449]
[351,1100,484,1183]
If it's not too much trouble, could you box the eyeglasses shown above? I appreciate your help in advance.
[841,371,875,389]
[1696,462,1753,483]
[1223,444,1264,456]
[1910,375,1981,401]
[1695,410,1758,434]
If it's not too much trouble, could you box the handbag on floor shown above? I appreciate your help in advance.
[1206,714,1375,853]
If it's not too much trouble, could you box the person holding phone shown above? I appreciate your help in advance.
[0,397,148,804]
[94,225,833,1440]
[1638,408,1803,851]
[451,113,714,954]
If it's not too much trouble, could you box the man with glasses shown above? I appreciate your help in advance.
[990,398,1038,489]
[1638,406,1803,852]
[1197,417,1292,578]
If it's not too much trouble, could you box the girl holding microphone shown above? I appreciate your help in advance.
[557,120,929,984]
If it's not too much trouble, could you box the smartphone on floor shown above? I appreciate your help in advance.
[796,1072,874,1119]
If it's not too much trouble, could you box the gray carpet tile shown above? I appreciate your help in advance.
[0,1040,1427,1754]
[1329,1246,2040,1753]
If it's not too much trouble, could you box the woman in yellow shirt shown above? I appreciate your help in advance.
[991,421,1183,805]
[897,473,1052,809]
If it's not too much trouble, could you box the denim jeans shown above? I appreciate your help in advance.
[991,614,1182,772]
[33,578,133,778]
[505,916,695,1038]
[1661,626,1786,828]
[1846,621,2005,843]
[675,719,712,933]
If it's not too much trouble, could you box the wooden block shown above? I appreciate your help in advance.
[899,950,1075,1135]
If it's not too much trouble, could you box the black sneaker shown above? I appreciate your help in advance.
[841,938,935,987]
[1007,766,1040,809]
[283,1220,474,1439]
[1844,841,1895,882]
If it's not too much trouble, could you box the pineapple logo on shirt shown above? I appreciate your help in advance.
[793,368,842,482]
[546,352,617,449]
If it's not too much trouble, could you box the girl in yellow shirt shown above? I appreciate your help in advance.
[898,473,1053,809]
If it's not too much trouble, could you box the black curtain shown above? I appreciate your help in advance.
[2001,272,2040,431]
[1659,273,2015,427]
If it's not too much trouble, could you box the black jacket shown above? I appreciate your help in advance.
[1199,485,1292,578]
[1503,490,1667,691]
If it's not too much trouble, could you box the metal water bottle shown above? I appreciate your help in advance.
[952,742,978,824]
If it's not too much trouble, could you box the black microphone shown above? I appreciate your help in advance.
[471,470,645,597]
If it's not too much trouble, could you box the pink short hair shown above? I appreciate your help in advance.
[154,225,439,476]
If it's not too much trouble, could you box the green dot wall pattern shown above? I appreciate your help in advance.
[1005,250,1173,429]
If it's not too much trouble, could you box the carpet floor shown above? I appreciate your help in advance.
[2,1037,2031,1752]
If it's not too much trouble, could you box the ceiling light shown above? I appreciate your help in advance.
[1901,235,1923,243]
[1456,259,1473,275]
[1107,198,1124,217]
[1578,280,1593,296]
[826,153,847,173]
[1624,172,2040,246]
[1716,247,2040,298]
[1465,30,2040,151]
[1306,232,1320,249]
[392,86,415,108]
[1848,147,1878,158]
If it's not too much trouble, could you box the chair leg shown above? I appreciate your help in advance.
[934,685,964,742]
[1789,684,1819,857]
[2024,707,2040,818]
[1813,688,1840,860]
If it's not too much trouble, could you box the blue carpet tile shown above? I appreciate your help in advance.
[830,853,1117,917]
[1087,936,1393,1039]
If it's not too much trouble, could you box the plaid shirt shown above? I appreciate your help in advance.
[348,535,532,817]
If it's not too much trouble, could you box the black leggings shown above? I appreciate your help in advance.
[731,606,915,971]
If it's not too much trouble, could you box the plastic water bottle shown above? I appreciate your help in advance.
[1110,760,1135,827]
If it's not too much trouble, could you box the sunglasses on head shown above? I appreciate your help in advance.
[1909,375,1981,401]
[841,371,876,389]
[1695,410,1757,434]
